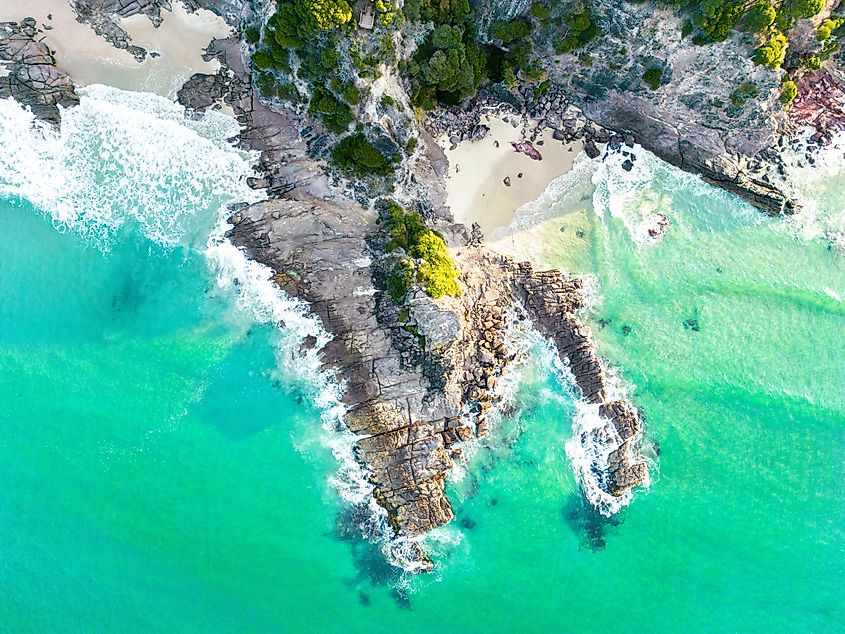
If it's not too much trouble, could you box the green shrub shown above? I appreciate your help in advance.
[691,0,744,44]
[308,87,354,133]
[403,0,472,24]
[642,67,663,90]
[802,55,822,69]
[780,79,798,106]
[341,83,361,105]
[533,79,550,100]
[554,3,601,54]
[255,72,301,102]
[331,133,398,178]
[251,47,290,72]
[492,17,531,43]
[530,3,550,20]
[754,32,788,68]
[729,81,759,105]
[816,18,843,41]
[743,0,776,34]
[413,232,461,298]
[776,0,824,31]
[387,259,414,303]
[244,26,261,44]
[380,203,460,300]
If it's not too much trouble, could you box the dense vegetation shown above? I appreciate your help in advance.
[406,12,489,108]
[246,0,842,163]
[331,133,399,178]
[380,202,461,301]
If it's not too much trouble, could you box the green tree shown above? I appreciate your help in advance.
[754,32,788,68]
[744,0,776,34]
[491,18,531,43]
[780,79,798,106]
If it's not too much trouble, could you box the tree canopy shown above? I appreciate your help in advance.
[754,32,789,68]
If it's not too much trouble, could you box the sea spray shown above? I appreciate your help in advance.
[450,308,649,526]
[0,88,422,571]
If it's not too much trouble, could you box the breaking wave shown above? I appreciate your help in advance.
[0,87,417,570]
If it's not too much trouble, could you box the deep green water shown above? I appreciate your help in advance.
[1,88,843,632]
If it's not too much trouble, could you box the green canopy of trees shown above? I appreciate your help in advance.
[331,133,399,178]
[410,22,488,108]
[754,32,788,68]
[743,0,776,34]
[403,0,472,23]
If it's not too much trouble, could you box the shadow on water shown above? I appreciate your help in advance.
[332,504,412,610]
[562,494,624,551]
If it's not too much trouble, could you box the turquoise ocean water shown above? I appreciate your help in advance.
[0,87,843,631]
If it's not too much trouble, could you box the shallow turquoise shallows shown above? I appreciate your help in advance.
[0,88,843,632]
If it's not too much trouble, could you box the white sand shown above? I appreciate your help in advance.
[0,0,230,98]
[439,114,584,236]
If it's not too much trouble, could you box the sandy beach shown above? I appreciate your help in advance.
[438,114,584,236]
[0,0,230,99]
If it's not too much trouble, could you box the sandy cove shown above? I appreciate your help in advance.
[438,113,584,236]
[0,0,229,99]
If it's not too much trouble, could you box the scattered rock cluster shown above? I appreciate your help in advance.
[0,20,79,124]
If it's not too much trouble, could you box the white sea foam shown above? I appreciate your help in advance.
[521,316,650,515]
[0,89,421,570]
[779,128,845,250]
[590,143,765,244]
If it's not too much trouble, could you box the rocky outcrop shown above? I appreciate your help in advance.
[578,92,799,215]
[70,0,246,61]
[71,0,168,61]
[0,20,79,123]
[228,204,649,563]
[540,0,800,215]
[183,30,648,566]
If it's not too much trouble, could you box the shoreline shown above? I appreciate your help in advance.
[438,114,584,236]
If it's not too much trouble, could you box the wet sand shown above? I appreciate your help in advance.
[0,0,230,98]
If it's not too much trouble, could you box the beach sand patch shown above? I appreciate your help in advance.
[0,0,230,98]
[438,115,584,236]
